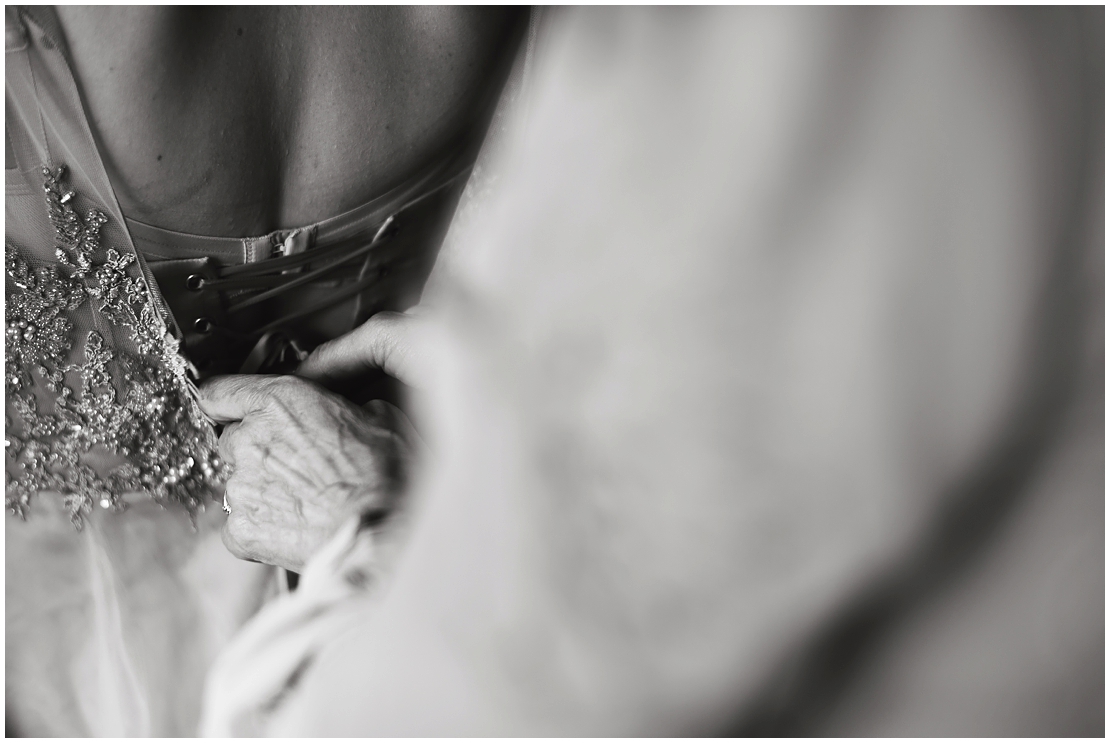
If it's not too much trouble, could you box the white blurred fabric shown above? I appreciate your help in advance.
[199,7,1101,736]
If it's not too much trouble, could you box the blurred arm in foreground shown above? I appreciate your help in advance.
[202,7,1102,735]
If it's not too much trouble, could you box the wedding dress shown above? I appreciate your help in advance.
[5,6,484,735]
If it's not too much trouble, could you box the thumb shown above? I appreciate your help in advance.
[297,311,429,389]
[197,374,279,423]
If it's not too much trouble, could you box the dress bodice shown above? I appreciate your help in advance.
[5,5,480,521]
[4,5,519,736]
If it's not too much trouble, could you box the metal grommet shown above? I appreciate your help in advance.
[186,274,205,291]
[193,317,213,334]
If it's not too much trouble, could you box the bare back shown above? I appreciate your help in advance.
[52,7,524,236]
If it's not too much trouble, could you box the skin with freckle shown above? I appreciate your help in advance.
[54,7,525,236]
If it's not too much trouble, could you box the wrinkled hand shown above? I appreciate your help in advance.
[198,375,415,572]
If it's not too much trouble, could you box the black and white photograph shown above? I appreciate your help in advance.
[3,4,1104,737]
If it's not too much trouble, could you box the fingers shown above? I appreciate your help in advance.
[221,480,306,572]
[198,374,285,422]
[221,508,253,562]
[297,311,426,389]
[218,421,242,466]
[221,481,270,565]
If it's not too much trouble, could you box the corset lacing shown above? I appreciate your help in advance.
[172,163,470,377]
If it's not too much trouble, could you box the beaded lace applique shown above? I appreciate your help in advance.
[5,166,226,525]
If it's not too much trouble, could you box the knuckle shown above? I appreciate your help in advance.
[313,338,340,360]
[260,375,312,408]
[223,480,251,508]
[221,519,249,559]
[224,423,268,463]
[268,374,304,394]
[224,513,265,561]
[218,424,242,462]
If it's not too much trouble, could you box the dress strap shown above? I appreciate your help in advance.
[6,6,185,341]
[7,7,113,214]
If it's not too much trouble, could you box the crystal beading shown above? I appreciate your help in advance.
[5,165,227,526]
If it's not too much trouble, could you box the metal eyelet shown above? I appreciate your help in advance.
[186,274,205,291]
[193,317,214,334]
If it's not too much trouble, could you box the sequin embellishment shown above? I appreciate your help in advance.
[5,166,226,525]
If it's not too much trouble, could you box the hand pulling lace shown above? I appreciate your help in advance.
[5,165,227,526]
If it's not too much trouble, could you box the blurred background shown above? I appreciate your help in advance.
[415,6,1106,735]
